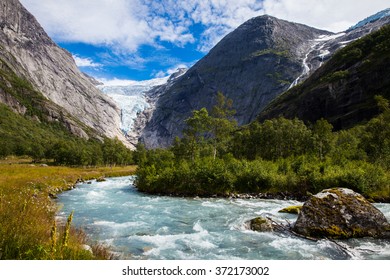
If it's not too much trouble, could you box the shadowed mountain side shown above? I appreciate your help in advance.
[259,25,390,130]
[140,15,332,148]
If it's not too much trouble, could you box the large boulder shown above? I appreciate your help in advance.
[293,188,390,239]
[249,217,274,232]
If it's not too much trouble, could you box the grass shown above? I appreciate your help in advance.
[0,157,136,259]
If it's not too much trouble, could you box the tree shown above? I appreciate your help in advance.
[234,117,312,161]
[312,118,334,161]
[361,96,390,168]
[183,107,211,161]
[209,92,237,159]
[134,143,147,166]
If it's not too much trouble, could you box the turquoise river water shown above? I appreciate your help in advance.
[57,176,390,260]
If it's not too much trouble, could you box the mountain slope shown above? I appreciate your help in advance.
[0,0,126,143]
[258,24,390,129]
[139,11,390,149]
[140,16,332,148]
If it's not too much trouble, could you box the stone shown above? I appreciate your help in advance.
[293,188,390,239]
[249,217,273,232]
[279,205,302,214]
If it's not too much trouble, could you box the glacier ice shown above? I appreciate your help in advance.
[348,8,390,31]
[98,77,169,134]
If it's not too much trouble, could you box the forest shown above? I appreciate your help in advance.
[135,93,390,201]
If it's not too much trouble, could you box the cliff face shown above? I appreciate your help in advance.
[0,0,126,143]
[140,16,332,148]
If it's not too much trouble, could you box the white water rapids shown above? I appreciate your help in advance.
[57,176,390,260]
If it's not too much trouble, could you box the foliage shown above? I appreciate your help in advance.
[232,117,312,160]
[0,104,133,165]
[136,94,390,200]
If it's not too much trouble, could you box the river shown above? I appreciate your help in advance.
[57,176,390,260]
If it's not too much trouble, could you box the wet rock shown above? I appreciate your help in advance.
[249,217,273,232]
[96,177,106,182]
[293,188,390,239]
[48,192,58,199]
[279,205,302,214]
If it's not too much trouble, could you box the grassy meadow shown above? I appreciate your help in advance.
[0,157,136,260]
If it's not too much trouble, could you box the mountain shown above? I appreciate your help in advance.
[139,11,390,148]
[258,24,390,129]
[140,16,332,148]
[0,0,126,143]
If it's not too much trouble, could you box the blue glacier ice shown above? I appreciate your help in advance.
[98,77,169,133]
[348,8,390,31]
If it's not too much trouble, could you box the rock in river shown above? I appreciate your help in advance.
[249,217,274,232]
[293,188,390,239]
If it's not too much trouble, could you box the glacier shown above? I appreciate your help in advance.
[98,77,169,134]
[348,8,390,30]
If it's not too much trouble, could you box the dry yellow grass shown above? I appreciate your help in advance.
[0,157,136,259]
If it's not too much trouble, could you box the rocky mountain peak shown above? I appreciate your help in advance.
[0,0,128,145]
[140,16,332,148]
[1,0,54,47]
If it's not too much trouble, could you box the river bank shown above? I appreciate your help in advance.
[0,157,136,260]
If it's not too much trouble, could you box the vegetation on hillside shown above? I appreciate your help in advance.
[135,94,390,201]
[0,103,133,165]
[258,24,390,129]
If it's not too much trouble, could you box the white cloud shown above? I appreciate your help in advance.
[97,76,170,86]
[263,0,390,32]
[72,55,102,68]
[153,63,189,78]
[20,0,192,51]
[96,78,139,87]
[20,0,263,53]
[20,0,390,55]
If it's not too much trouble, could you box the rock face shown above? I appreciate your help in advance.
[293,188,390,239]
[140,15,332,148]
[0,0,127,143]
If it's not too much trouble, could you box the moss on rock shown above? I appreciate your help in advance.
[278,205,302,214]
[249,217,273,232]
[293,188,390,239]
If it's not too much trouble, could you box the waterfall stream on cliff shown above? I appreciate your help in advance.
[57,176,390,260]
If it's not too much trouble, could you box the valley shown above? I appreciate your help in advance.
[0,0,389,261]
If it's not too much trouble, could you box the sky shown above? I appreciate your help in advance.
[20,0,390,83]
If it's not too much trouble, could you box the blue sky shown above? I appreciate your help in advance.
[20,0,390,83]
